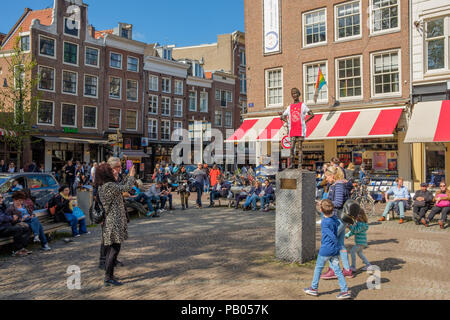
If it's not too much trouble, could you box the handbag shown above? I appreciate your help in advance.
[72,207,85,221]
[89,199,105,224]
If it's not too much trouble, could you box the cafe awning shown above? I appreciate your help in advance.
[226,107,404,142]
[404,100,450,143]
[122,150,150,158]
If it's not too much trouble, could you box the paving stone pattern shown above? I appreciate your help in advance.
[0,196,449,300]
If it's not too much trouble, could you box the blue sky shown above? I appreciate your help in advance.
[0,0,245,46]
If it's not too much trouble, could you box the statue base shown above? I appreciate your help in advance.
[275,169,316,263]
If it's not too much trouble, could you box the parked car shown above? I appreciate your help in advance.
[0,173,60,209]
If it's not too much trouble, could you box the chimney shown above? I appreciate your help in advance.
[88,25,95,38]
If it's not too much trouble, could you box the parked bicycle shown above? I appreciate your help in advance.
[351,178,376,216]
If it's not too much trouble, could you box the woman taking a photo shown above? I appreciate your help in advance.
[96,162,136,287]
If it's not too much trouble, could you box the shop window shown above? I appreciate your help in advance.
[426,144,446,187]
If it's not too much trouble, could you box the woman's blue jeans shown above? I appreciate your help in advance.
[25,217,48,246]
[65,213,87,237]
[312,255,348,292]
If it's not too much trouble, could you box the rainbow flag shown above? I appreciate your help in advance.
[314,67,327,103]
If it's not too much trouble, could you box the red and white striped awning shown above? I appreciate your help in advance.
[405,100,450,143]
[0,129,17,137]
[226,107,404,142]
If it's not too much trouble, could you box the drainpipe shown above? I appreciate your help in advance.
[409,0,414,189]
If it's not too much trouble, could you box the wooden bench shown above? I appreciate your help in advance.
[0,210,68,247]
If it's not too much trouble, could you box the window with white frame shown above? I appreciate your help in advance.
[240,49,246,66]
[336,1,361,40]
[372,50,400,96]
[126,110,138,131]
[215,89,220,100]
[214,111,222,126]
[304,62,327,103]
[83,106,97,128]
[161,120,170,140]
[148,95,158,114]
[240,72,247,94]
[38,66,54,91]
[110,52,122,69]
[61,103,76,127]
[84,75,98,97]
[85,47,99,67]
[303,9,327,46]
[63,42,78,65]
[127,56,139,72]
[109,77,121,99]
[13,65,25,90]
[161,97,171,116]
[200,92,208,112]
[175,80,183,95]
[265,68,283,107]
[126,80,138,102]
[109,108,121,129]
[37,101,53,125]
[162,78,171,93]
[189,91,197,111]
[371,0,399,34]
[62,70,77,94]
[149,75,158,91]
[148,119,158,140]
[20,35,30,51]
[163,48,172,60]
[337,56,362,99]
[225,111,232,128]
[174,98,183,117]
[425,18,448,71]
[173,121,183,141]
[39,36,55,57]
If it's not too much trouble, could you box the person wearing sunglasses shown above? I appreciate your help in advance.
[424,182,449,229]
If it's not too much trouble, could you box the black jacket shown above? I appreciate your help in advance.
[413,190,434,207]
[48,194,70,223]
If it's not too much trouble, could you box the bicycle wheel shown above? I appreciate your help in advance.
[357,196,376,216]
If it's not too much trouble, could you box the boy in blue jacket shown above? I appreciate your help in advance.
[304,199,351,299]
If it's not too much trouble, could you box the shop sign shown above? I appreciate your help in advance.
[63,127,78,134]
[141,137,149,147]
[303,143,324,152]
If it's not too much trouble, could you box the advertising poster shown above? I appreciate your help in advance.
[263,0,281,54]
[388,159,397,171]
[373,152,387,171]
[353,152,362,165]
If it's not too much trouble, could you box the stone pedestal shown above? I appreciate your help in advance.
[275,169,316,263]
[77,190,92,225]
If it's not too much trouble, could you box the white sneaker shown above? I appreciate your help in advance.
[363,265,374,272]
[41,244,52,251]
[33,235,40,243]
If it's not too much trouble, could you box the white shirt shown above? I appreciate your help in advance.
[282,102,311,137]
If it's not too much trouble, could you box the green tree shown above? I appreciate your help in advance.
[0,34,40,169]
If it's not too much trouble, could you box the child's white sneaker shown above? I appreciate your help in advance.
[33,235,40,243]
[362,265,374,272]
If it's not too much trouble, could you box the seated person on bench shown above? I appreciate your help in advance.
[234,179,251,209]
[160,180,174,211]
[379,177,410,224]
[243,180,263,211]
[0,193,32,256]
[260,179,275,212]
[209,177,231,207]
[6,191,51,251]
[128,180,157,217]
[144,182,164,214]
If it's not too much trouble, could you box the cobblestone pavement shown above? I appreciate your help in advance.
[0,196,449,300]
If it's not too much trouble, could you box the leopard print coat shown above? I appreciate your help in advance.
[99,176,135,246]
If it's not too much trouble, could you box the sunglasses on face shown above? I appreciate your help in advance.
[440,185,446,188]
